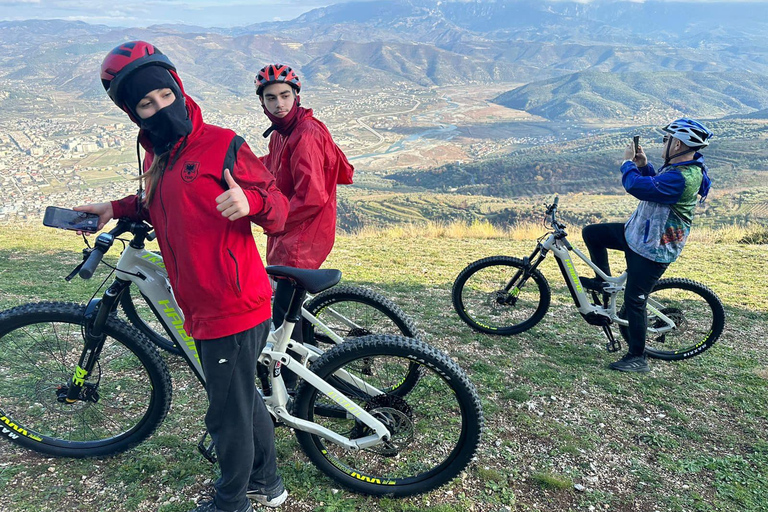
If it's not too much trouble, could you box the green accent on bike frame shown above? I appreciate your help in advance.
[314,321,338,340]
[1,413,43,442]
[564,258,583,293]
[326,390,366,417]
[158,300,200,364]
[141,252,166,269]
[71,365,87,387]
[321,448,397,485]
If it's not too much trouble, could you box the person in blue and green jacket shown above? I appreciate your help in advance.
[581,118,713,373]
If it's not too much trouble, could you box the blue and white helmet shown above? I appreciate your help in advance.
[663,118,713,149]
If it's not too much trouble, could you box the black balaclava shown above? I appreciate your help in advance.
[121,66,192,154]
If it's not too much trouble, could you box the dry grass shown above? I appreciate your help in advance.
[351,218,768,244]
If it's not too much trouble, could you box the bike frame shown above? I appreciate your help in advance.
[520,210,677,335]
[73,225,393,450]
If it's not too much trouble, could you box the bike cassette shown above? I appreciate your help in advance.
[354,395,415,456]
[651,308,686,342]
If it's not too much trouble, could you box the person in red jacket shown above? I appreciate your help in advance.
[75,41,289,512]
[254,64,354,349]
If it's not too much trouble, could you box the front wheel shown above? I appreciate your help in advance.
[293,335,484,497]
[0,302,173,457]
[452,256,551,335]
[619,278,725,361]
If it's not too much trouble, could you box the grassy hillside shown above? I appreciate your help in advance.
[493,71,768,122]
[0,224,767,512]
[381,118,768,231]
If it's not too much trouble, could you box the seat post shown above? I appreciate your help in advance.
[284,284,307,324]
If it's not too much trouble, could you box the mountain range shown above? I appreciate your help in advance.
[1,0,768,119]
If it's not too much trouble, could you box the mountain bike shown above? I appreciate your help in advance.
[452,197,725,360]
[119,243,418,356]
[0,219,483,497]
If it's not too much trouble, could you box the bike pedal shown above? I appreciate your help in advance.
[601,325,622,353]
[197,431,217,464]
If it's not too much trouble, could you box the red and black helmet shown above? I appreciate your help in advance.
[255,64,301,96]
[101,41,176,106]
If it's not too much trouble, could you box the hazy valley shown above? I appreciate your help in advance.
[1,0,767,232]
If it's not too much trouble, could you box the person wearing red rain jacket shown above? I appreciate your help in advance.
[254,63,354,346]
[76,42,289,512]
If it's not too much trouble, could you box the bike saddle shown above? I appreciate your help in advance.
[266,266,342,293]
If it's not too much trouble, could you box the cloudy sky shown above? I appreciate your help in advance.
[0,0,332,26]
[1,0,767,27]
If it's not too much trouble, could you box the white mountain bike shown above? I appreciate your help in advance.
[0,219,483,497]
[452,197,725,360]
[118,242,419,356]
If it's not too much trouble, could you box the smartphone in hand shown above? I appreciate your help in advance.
[43,206,100,233]
[633,135,640,154]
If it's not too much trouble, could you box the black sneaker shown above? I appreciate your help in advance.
[246,482,288,508]
[609,353,650,373]
[579,276,605,291]
[188,499,254,512]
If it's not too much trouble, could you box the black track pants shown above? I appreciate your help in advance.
[582,223,669,356]
[197,321,281,511]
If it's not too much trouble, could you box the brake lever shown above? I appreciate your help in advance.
[65,248,91,282]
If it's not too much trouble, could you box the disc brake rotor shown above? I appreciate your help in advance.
[348,394,415,456]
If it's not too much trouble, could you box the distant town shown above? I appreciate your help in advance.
[0,82,556,224]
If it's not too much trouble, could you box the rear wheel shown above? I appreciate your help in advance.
[0,302,172,457]
[452,256,551,335]
[304,285,422,395]
[619,278,725,361]
[293,335,483,497]
[304,285,418,343]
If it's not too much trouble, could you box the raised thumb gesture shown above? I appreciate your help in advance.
[224,168,240,190]
[216,168,250,221]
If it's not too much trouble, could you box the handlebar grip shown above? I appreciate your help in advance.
[553,195,559,206]
[79,248,105,279]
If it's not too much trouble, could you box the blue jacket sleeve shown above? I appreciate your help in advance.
[637,162,656,177]
[621,161,685,204]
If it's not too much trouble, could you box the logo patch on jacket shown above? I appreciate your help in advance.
[182,161,199,182]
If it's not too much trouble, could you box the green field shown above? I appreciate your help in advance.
[0,224,766,512]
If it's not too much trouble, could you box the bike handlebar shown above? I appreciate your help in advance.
[77,218,153,279]
[544,195,566,232]
[79,247,105,279]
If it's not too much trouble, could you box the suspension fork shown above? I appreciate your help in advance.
[63,279,131,403]
[505,244,548,294]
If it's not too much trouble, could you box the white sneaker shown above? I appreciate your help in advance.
[246,488,288,508]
